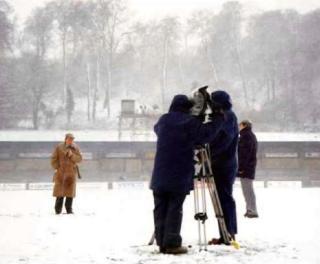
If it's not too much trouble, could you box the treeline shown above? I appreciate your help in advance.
[1,0,320,131]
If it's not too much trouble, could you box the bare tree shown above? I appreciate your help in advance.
[156,17,180,110]
[0,0,13,58]
[23,7,53,129]
[188,10,220,83]
[90,0,127,117]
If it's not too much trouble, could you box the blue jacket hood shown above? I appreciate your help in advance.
[211,90,232,110]
[169,94,194,113]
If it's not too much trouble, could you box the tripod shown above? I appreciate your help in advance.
[193,145,240,250]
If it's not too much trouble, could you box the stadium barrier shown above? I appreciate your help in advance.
[0,141,319,187]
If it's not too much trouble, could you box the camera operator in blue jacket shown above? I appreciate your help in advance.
[150,94,225,254]
[208,90,239,245]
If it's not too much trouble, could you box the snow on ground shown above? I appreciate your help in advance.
[0,184,319,264]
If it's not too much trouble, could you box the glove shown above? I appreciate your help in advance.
[208,110,225,121]
[66,149,73,158]
[196,114,206,123]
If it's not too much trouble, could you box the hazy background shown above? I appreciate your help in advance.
[1,0,320,131]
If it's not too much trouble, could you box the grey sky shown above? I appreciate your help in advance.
[9,0,320,24]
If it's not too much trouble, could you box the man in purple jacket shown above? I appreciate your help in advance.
[237,120,258,218]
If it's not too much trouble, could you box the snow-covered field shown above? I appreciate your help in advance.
[0,184,319,264]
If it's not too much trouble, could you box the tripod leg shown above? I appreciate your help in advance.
[148,232,155,245]
[193,179,203,250]
[199,151,208,250]
[194,149,208,251]
[200,178,208,251]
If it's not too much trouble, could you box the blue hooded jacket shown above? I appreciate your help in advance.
[209,91,239,171]
[150,94,224,194]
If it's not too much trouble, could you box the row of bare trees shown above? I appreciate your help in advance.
[1,0,320,130]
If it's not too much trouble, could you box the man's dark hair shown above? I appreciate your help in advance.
[240,120,252,129]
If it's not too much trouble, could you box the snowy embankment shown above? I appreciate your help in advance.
[1,130,320,142]
[0,184,319,264]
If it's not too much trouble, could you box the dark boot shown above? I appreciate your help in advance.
[245,212,258,218]
[208,234,235,246]
[165,246,188,255]
[159,247,166,254]
[65,197,73,214]
[208,237,232,246]
[55,197,64,214]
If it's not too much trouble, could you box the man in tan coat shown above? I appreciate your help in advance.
[51,133,82,214]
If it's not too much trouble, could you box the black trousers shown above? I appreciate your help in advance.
[55,197,73,214]
[153,191,186,249]
[214,168,238,237]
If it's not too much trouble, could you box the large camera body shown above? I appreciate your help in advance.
[190,86,223,121]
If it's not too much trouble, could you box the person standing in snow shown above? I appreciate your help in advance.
[150,94,225,254]
[237,120,258,218]
[51,133,82,214]
[207,90,239,245]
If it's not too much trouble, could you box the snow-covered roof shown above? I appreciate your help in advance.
[256,132,320,142]
[0,130,155,142]
[0,130,320,142]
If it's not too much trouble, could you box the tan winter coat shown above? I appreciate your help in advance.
[51,143,82,197]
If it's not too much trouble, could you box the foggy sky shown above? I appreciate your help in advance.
[10,0,320,24]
